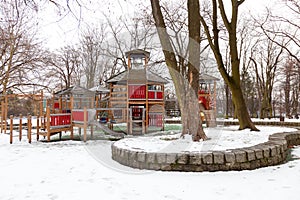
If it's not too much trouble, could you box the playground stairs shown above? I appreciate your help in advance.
[131,121,144,135]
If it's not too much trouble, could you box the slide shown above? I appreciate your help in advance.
[90,120,125,138]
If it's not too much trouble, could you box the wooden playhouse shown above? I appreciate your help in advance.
[106,49,168,134]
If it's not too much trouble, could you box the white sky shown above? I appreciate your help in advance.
[38,0,278,50]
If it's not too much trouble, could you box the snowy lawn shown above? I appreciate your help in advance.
[0,125,300,200]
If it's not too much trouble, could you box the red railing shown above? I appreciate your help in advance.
[50,113,71,127]
[72,110,87,122]
[129,85,146,99]
[148,91,163,100]
[149,113,163,127]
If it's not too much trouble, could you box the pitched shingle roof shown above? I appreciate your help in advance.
[106,69,168,84]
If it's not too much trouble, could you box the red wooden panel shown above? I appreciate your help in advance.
[148,91,155,99]
[148,113,163,127]
[54,102,60,109]
[72,111,84,122]
[157,115,163,127]
[156,92,163,99]
[50,114,72,126]
[129,85,146,99]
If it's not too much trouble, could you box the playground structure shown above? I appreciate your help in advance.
[198,74,219,127]
[106,49,168,134]
[1,49,219,143]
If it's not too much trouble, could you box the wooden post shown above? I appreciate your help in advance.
[59,96,62,112]
[83,107,87,142]
[162,85,165,131]
[36,115,39,141]
[19,114,22,141]
[145,83,149,134]
[1,102,3,133]
[40,90,44,116]
[46,107,51,142]
[10,115,13,144]
[28,115,32,143]
[70,125,74,140]
[4,97,8,134]
[142,108,145,134]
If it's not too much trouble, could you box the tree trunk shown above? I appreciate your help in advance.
[231,86,259,130]
[150,0,207,140]
[187,0,207,141]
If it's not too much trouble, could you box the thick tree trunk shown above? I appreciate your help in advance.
[150,0,207,140]
[231,86,259,130]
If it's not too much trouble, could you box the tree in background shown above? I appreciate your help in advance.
[0,0,47,94]
[80,26,107,89]
[48,45,82,90]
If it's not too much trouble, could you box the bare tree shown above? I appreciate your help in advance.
[48,45,82,90]
[250,34,285,119]
[0,0,47,94]
[150,0,207,141]
[79,25,107,89]
[199,0,258,131]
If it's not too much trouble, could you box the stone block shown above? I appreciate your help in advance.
[166,153,178,164]
[270,145,277,157]
[224,151,235,163]
[244,149,255,161]
[260,158,268,167]
[229,163,241,171]
[160,164,172,171]
[233,150,247,163]
[240,162,251,170]
[156,153,166,164]
[213,152,225,164]
[146,153,156,164]
[171,163,184,171]
[249,160,261,170]
[137,152,146,163]
[201,152,213,164]
[194,165,205,172]
[148,163,161,170]
[189,153,202,165]
[129,151,137,161]
[206,165,220,172]
[177,153,189,164]
[257,145,270,158]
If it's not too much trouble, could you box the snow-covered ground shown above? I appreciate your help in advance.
[0,125,300,200]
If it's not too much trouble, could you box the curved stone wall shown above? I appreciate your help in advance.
[111,131,300,172]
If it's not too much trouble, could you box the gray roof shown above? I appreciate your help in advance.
[106,69,168,84]
[199,74,219,83]
[125,49,150,58]
[89,85,110,93]
[55,85,95,97]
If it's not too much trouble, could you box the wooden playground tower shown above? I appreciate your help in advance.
[106,49,168,134]
[198,74,219,127]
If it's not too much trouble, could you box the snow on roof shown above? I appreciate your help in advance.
[89,85,110,93]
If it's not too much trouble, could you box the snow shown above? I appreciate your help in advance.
[115,126,297,153]
[0,125,300,200]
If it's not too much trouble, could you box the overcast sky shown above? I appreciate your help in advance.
[38,0,278,50]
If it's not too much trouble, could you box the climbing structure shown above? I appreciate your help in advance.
[106,49,168,134]
[198,74,219,127]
